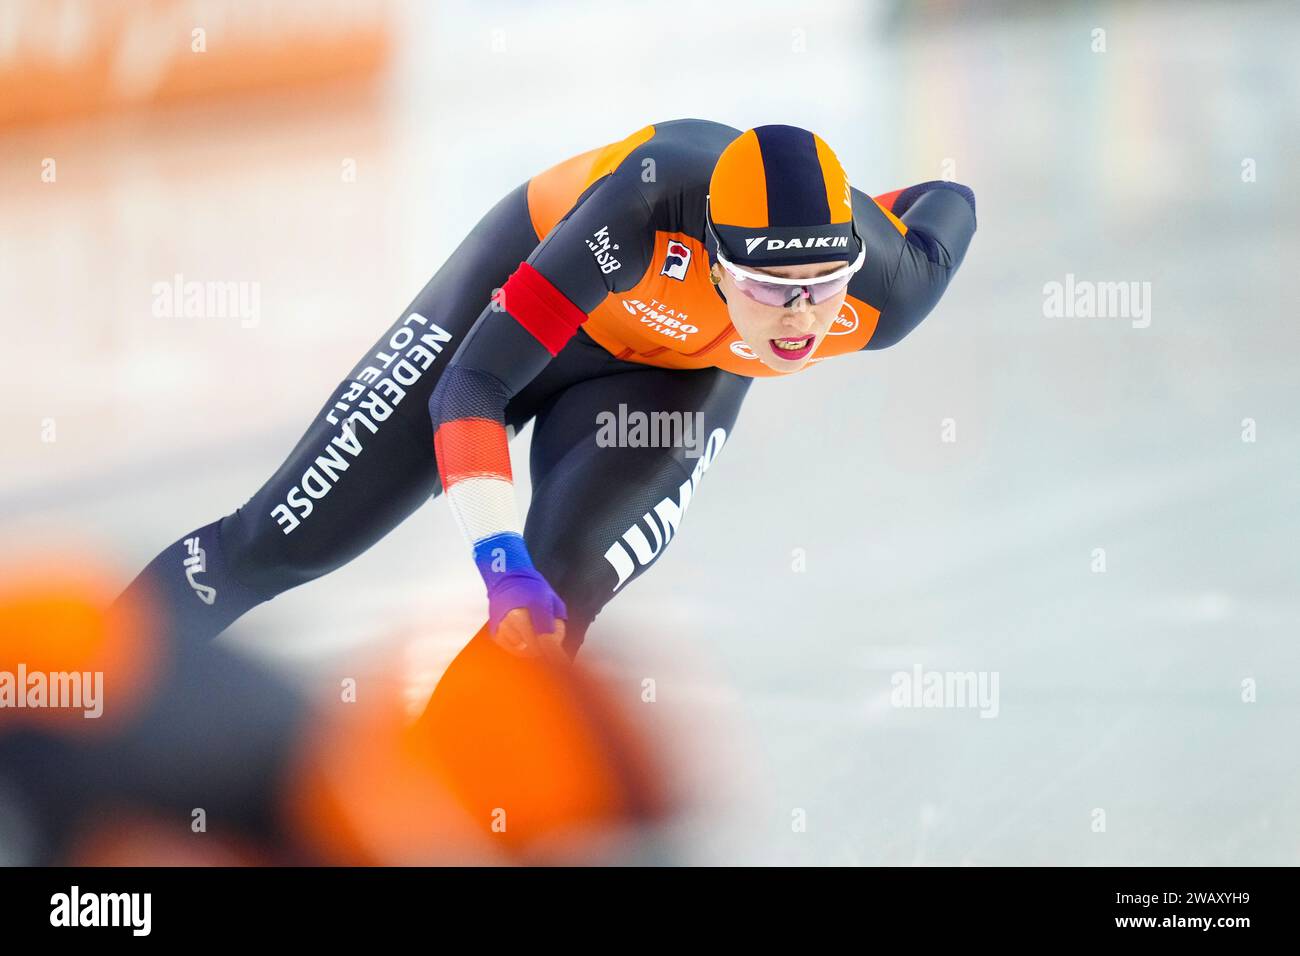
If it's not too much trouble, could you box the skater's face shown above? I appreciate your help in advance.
[714,260,851,373]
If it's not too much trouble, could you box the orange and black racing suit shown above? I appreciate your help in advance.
[119,119,976,655]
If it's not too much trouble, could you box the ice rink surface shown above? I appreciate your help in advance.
[3,0,1298,864]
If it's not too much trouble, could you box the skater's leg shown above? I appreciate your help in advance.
[523,364,753,654]
[415,363,750,832]
[423,362,751,711]
[116,182,544,640]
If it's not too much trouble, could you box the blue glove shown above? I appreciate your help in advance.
[486,567,568,636]
[473,533,568,635]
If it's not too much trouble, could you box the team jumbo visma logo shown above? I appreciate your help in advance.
[660,240,691,280]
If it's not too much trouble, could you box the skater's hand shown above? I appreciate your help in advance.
[495,607,567,659]
[486,568,568,659]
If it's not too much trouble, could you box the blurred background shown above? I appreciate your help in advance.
[1,0,1297,864]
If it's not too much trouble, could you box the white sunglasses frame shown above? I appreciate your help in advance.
[714,242,866,289]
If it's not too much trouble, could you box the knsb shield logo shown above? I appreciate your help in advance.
[660,240,691,280]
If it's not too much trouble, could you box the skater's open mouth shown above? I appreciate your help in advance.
[768,335,814,360]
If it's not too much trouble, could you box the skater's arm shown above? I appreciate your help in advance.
[854,181,977,350]
[428,172,653,641]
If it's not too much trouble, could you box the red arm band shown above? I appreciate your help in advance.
[873,188,905,212]
[500,262,586,356]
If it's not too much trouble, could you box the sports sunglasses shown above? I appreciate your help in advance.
[706,197,865,308]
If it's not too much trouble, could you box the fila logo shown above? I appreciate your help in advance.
[660,240,691,280]
[744,235,849,254]
[182,536,217,605]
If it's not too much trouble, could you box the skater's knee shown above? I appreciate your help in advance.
[560,611,592,658]
[528,537,612,658]
[219,508,336,596]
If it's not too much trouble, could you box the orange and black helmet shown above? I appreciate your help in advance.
[707,124,862,269]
